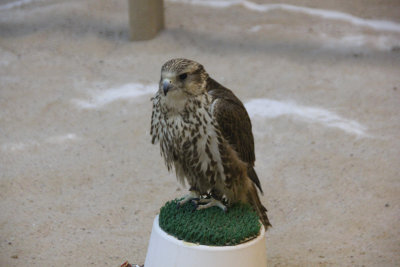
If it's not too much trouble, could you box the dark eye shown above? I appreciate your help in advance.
[179,73,187,80]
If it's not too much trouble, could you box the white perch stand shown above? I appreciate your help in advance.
[128,0,164,41]
[144,215,267,267]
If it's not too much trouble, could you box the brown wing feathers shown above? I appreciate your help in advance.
[206,78,263,193]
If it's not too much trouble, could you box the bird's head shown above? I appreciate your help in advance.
[159,58,209,97]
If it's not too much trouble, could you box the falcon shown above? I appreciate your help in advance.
[151,58,271,229]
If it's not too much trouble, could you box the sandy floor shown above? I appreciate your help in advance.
[1,0,399,266]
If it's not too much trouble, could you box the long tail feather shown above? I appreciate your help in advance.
[247,185,271,230]
[248,167,263,194]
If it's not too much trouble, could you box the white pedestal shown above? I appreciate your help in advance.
[144,215,267,267]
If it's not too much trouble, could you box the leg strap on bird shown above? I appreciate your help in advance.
[194,197,227,212]
[177,191,200,206]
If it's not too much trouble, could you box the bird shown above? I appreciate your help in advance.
[150,58,271,229]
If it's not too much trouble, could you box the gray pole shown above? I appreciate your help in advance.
[128,0,164,41]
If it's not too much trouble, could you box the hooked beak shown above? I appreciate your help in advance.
[162,79,171,96]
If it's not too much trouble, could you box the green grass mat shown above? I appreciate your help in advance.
[159,199,261,246]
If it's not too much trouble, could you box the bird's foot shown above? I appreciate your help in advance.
[177,191,200,208]
[193,197,227,212]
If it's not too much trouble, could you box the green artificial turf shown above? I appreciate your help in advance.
[159,199,261,246]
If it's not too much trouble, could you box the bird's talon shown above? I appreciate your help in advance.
[191,199,198,208]
[191,204,197,212]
